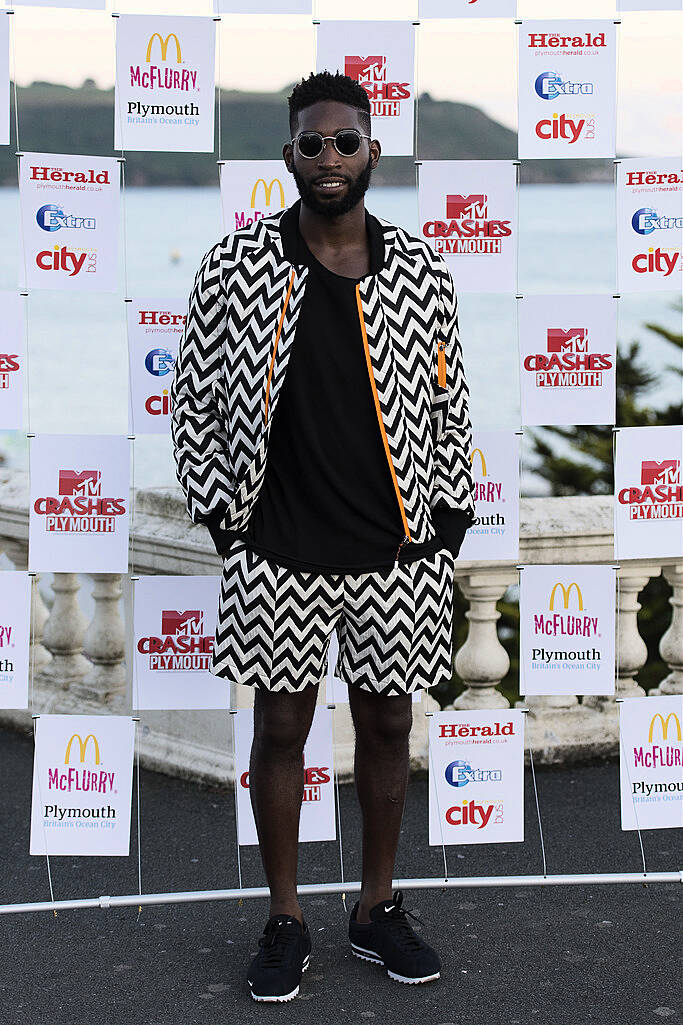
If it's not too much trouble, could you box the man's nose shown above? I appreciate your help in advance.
[317,138,341,164]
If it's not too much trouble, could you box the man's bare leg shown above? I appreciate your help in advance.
[347,686,413,924]
[248,683,320,925]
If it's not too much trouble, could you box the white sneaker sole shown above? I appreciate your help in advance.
[351,942,440,985]
[248,953,310,1002]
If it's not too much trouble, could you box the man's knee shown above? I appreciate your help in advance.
[252,688,316,759]
[353,692,413,748]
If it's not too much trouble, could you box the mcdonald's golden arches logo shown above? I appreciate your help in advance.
[64,733,101,765]
[648,713,682,743]
[549,582,584,611]
[146,33,182,64]
[250,178,286,210]
[470,448,487,477]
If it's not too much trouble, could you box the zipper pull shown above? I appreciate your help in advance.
[437,340,447,388]
[394,534,410,568]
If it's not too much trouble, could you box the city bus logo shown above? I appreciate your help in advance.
[146,33,182,64]
[64,733,101,765]
[549,582,584,611]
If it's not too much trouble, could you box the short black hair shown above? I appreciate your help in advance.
[288,71,371,137]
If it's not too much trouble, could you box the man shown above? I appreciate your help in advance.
[170,71,476,1003]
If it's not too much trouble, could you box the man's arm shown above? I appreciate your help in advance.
[430,260,476,557]
[170,242,234,550]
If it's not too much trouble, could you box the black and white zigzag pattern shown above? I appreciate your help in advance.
[210,541,455,695]
[170,208,476,546]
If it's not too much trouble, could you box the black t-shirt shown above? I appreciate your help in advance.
[228,212,445,574]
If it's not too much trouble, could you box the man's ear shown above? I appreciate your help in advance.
[283,142,294,173]
[370,138,381,170]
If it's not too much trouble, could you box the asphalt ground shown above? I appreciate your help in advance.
[0,723,681,1025]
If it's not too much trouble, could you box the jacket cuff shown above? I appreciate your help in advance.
[202,508,230,555]
[431,502,474,559]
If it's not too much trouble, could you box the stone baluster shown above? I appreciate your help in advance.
[70,573,127,706]
[37,572,90,692]
[651,562,683,696]
[29,574,52,678]
[448,568,518,710]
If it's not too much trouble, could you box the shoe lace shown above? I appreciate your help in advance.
[256,918,299,968]
[380,890,427,951]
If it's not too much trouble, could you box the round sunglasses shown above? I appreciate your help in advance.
[291,129,371,160]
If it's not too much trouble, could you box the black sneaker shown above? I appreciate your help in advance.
[246,913,311,1002]
[349,889,441,985]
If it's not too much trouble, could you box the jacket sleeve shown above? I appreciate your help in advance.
[430,259,476,558]
[169,243,234,546]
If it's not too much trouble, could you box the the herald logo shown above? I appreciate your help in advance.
[641,460,680,487]
[345,55,385,84]
[161,610,203,636]
[547,328,589,353]
[58,469,101,497]
[446,194,487,220]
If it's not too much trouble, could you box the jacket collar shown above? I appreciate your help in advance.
[262,199,410,272]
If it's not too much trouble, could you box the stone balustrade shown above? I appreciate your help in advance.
[0,467,680,784]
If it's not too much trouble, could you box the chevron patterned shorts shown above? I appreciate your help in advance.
[209,538,456,696]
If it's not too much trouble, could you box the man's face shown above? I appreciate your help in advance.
[283,100,381,218]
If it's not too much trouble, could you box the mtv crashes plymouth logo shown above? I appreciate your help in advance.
[422,194,512,256]
[137,609,213,671]
[523,327,613,390]
[618,460,682,521]
[344,56,410,117]
[33,470,126,535]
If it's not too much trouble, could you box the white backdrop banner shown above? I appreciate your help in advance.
[420,0,517,16]
[29,434,130,573]
[428,710,525,845]
[219,161,299,235]
[30,714,135,856]
[233,707,336,845]
[0,571,31,710]
[133,575,227,710]
[8,0,104,6]
[520,564,615,697]
[214,0,311,11]
[616,157,683,293]
[519,294,617,426]
[614,425,683,559]
[18,152,120,293]
[620,695,683,831]
[115,15,216,153]
[418,160,516,292]
[316,21,415,156]
[619,0,682,9]
[518,21,617,159]
[0,291,25,431]
[457,429,520,562]
[0,13,8,146]
[127,296,185,435]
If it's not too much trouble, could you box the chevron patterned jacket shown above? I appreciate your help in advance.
[170,202,476,560]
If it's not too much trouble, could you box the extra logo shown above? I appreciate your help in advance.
[618,459,682,521]
[444,759,503,787]
[523,326,612,389]
[234,178,287,231]
[138,609,213,671]
[422,193,512,256]
[33,469,126,534]
[35,204,95,232]
[127,32,201,125]
[633,712,682,772]
[631,207,683,236]
[344,55,410,117]
[535,71,594,100]
[46,733,117,794]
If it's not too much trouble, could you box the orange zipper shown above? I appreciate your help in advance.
[355,284,412,562]
[264,270,295,426]
[437,340,447,388]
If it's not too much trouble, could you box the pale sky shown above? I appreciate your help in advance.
[5,0,683,155]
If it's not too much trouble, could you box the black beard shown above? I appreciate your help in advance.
[292,156,373,218]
